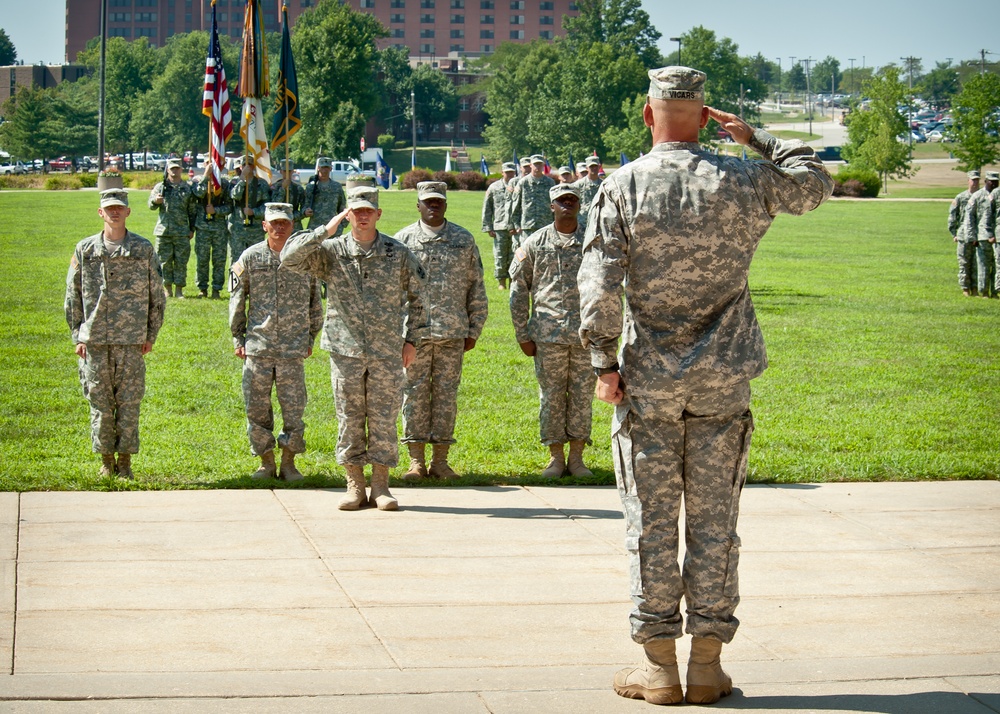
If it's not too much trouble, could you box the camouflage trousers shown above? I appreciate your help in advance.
[492,230,515,281]
[157,234,191,287]
[229,225,265,267]
[402,338,465,445]
[242,356,307,457]
[534,341,594,445]
[330,354,403,467]
[78,344,146,454]
[195,227,229,293]
[957,241,977,291]
[976,241,996,296]
[612,382,753,645]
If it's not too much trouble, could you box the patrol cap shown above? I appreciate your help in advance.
[264,202,294,222]
[530,154,545,165]
[986,171,1000,181]
[648,65,706,101]
[316,156,332,168]
[166,158,183,169]
[502,161,517,173]
[519,157,531,167]
[347,186,379,210]
[279,159,295,171]
[99,189,129,208]
[549,183,580,202]
[585,156,601,167]
[417,181,447,201]
[345,175,377,190]
[576,162,586,174]
[557,165,572,176]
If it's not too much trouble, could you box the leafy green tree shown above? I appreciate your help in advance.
[76,37,160,153]
[812,56,841,96]
[919,61,961,107]
[291,0,387,160]
[842,66,914,192]
[0,27,16,66]
[377,46,413,140]
[601,92,653,158]
[785,62,806,92]
[950,72,1000,172]
[0,86,60,159]
[411,64,459,129]
[562,0,661,69]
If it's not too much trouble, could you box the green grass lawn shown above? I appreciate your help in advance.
[1,190,997,491]
[769,130,821,142]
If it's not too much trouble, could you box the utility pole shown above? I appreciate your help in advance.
[776,57,782,111]
[900,56,919,157]
[802,57,814,137]
[848,58,855,96]
[98,0,107,172]
[411,90,417,155]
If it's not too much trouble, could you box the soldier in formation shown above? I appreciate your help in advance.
[557,166,575,184]
[573,155,603,229]
[965,170,998,298]
[66,189,166,479]
[228,157,269,263]
[149,157,195,298]
[281,186,425,511]
[191,164,231,299]
[481,161,519,290]
[578,66,832,705]
[512,154,556,250]
[509,183,595,478]
[270,159,307,232]
[229,202,323,482]
[948,170,980,296]
[303,156,348,235]
[395,181,488,481]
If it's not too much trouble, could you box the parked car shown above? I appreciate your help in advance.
[0,160,29,175]
[925,130,947,143]
[49,156,74,171]
[814,146,844,162]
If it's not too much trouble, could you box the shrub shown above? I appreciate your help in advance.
[78,173,98,188]
[377,134,395,155]
[431,171,458,190]
[454,171,487,191]
[833,179,866,198]
[394,140,408,150]
[399,168,434,190]
[44,176,82,190]
[834,167,880,198]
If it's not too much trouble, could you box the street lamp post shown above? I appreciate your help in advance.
[802,58,815,138]
[776,57,782,111]
[670,36,682,65]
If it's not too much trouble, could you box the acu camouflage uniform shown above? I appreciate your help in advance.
[228,176,269,260]
[281,227,426,467]
[509,222,594,446]
[949,187,979,292]
[964,187,997,297]
[395,219,488,446]
[65,231,166,455]
[270,180,308,232]
[191,178,232,294]
[482,174,519,280]
[148,180,196,287]
[229,241,324,457]
[578,127,833,645]
[512,173,556,247]
[305,178,348,235]
[572,175,603,230]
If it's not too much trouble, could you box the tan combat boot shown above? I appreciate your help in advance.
[542,443,566,478]
[566,440,593,477]
[686,637,733,705]
[99,454,117,478]
[279,450,304,482]
[369,464,398,511]
[338,464,367,510]
[428,444,460,479]
[402,442,427,481]
[613,638,683,705]
[115,453,134,480]
[164,283,173,298]
[251,451,277,480]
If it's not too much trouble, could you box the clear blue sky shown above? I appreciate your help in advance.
[1,0,998,69]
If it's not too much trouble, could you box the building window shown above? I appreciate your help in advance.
[450,13,464,22]
[510,0,524,8]
[391,13,405,22]
[264,12,275,23]
[420,43,434,53]
[390,0,405,6]
[450,0,464,6]
[475,122,484,132]
[480,13,493,22]
[569,1,578,8]
[450,44,464,52]
[480,29,493,38]
[450,29,464,38]
[539,30,553,39]
[301,0,312,6]
[184,12,191,22]
[219,12,227,20]
[230,27,240,37]
[480,44,492,52]
[360,0,374,6]
[392,29,405,37]
[421,13,434,22]
[109,27,132,36]
[510,14,523,24]
[110,12,130,21]
[460,122,470,132]
[540,0,553,7]
[136,12,157,21]
[232,11,242,22]
[420,0,434,6]
[480,0,493,6]
[420,29,435,37]
[539,15,553,24]
[459,99,469,110]
[137,27,155,36]
[509,29,524,39]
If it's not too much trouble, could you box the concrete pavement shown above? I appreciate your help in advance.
[0,481,997,712]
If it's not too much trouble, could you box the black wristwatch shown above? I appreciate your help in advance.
[593,363,620,376]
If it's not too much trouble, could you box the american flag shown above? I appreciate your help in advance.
[202,0,233,192]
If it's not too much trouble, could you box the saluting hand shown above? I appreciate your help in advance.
[325,208,351,236]
[707,107,753,146]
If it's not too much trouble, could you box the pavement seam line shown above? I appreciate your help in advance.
[9,493,20,676]
[271,490,406,671]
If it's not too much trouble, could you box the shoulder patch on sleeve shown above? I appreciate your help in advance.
[951,199,958,207]
[232,260,244,276]
[513,247,527,263]
[70,254,79,270]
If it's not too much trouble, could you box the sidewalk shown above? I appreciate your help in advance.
[0,481,997,712]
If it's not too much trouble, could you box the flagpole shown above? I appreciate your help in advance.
[284,140,289,203]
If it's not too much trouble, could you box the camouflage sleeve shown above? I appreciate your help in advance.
[230,179,245,202]
[578,184,626,368]
[187,189,197,233]
[948,198,960,236]
[146,247,166,344]
[228,256,248,349]
[481,186,495,232]
[746,129,835,217]
[401,246,427,343]
[252,181,268,217]
[280,227,333,279]
[986,193,997,239]
[148,183,163,211]
[466,241,488,340]
[511,182,522,231]
[308,277,324,344]
[65,246,84,344]
[965,196,980,241]
[213,185,233,219]
[508,241,534,344]
[337,185,347,213]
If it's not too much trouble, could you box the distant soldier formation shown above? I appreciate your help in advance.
[953,169,1000,298]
